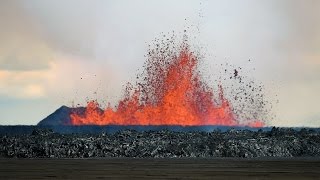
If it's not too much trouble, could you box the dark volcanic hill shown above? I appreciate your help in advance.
[37,106,86,126]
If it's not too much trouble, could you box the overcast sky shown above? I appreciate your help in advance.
[0,0,319,127]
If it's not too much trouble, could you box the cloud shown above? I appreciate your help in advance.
[0,1,54,71]
[0,53,123,101]
[0,68,52,99]
[278,0,320,54]
[273,80,320,127]
[0,39,53,71]
[43,54,125,106]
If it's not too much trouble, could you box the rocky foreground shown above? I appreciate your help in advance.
[1,128,320,158]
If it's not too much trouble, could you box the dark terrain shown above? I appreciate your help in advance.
[1,158,320,179]
[1,127,320,179]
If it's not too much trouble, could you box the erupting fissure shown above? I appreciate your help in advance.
[70,39,264,127]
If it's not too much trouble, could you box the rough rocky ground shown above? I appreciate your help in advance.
[1,127,320,158]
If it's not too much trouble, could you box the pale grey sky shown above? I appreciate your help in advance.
[0,0,319,127]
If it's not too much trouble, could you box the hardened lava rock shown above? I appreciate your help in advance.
[0,128,320,158]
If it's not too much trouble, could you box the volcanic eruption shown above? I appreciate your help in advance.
[70,35,265,127]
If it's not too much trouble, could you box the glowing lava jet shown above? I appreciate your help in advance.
[70,40,264,127]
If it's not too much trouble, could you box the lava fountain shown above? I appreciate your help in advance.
[70,37,265,127]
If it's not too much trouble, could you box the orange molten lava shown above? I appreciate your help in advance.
[70,45,264,127]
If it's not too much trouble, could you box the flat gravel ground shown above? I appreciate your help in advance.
[0,158,319,179]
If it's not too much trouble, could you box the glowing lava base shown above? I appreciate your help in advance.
[36,105,270,134]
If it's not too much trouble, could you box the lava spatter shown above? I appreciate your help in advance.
[70,35,265,127]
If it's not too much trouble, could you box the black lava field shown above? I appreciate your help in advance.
[1,127,320,158]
